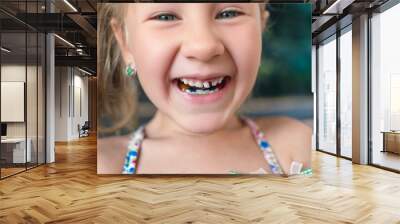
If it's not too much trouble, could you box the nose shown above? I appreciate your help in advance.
[180,22,225,62]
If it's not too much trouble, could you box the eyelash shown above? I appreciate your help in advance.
[151,9,244,21]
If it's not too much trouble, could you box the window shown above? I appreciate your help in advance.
[317,35,337,154]
[339,27,352,158]
[370,2,400,171]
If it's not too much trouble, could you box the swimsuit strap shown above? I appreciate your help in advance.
[122,117,285,175]
[122,125,145,174]
[241,116,285,175]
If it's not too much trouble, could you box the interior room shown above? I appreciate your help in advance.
[0,0,399,223]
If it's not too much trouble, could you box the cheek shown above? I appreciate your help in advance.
[131,29,177,105]
[222,24,262,90]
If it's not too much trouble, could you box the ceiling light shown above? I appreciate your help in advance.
[54,34,75,48]
[63,0,78,12]
[1,47,11,53]
[323,0,341,14]
[77,67,93,76]
[322,0,354,15]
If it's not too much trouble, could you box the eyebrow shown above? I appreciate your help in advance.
[136,3,253,10]
[136,3,183,11]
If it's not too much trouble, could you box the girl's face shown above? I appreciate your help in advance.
[116,3,266,134]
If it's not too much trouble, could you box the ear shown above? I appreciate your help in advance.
[110,18,136,68]
[261,10,269,33]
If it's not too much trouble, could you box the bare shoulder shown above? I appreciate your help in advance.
[254,116,312,173]
[255,116,312,136]
[97,134,131,174]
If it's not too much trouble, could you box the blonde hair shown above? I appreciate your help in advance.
[98,1,269,136]
[98,3,137,136]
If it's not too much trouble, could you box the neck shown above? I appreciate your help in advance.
[145,111,244,139]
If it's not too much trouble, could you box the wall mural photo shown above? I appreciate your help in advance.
[97,3,313,175]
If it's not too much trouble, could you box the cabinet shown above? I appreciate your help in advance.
[382,132,400,154]
[0,138,31,164]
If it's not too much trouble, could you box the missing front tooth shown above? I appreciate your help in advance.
[176,76,228,93]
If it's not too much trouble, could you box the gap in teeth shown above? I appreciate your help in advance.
[176,76,228,95]
[180,77,225,88]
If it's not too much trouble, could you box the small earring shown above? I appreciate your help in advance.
[126,63,137,77]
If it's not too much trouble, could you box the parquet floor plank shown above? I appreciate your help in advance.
[1,135,400,223]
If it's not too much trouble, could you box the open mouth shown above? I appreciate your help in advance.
[174,76,230,95]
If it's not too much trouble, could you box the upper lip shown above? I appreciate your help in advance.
[172,73,230,81]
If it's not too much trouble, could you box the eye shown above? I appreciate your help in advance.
[216,9,244,19]
[151,13,178,21]
[150,9,243,21]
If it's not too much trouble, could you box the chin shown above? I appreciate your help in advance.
[176,113,230,134]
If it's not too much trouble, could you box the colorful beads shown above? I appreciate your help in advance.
[128,150,137,157]
[122,126,145,174]
[259,140,270,149]
[242,117,284,175]
[300,168,313,175]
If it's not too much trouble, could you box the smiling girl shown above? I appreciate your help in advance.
[97,2,312,175]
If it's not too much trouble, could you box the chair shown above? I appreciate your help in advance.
[78,121,90,138]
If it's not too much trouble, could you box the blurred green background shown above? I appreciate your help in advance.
[253,3,312,97]
[137,3,312,101]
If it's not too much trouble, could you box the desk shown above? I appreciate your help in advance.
[382,131,400,154]
[1,138,31,163]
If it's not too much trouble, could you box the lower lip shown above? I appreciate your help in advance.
[174,78,231,104]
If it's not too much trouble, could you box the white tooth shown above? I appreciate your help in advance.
[203,82,210,88]
[182,79,188,85]
[195,81,203,88]
[217,77,224,84]
[188,80,195,86]
[211,80,218,86]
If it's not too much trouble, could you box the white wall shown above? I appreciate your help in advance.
[54,67,89,141]
[1,63,46,164]
[1,65,26,140]
[1,65,37,137]
[55,67,69,141]
[72,73,89,137]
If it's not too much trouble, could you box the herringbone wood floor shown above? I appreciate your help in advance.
[1,135,400,224]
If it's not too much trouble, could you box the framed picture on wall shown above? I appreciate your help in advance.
[1,81,25,122]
